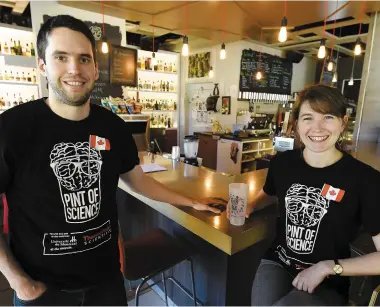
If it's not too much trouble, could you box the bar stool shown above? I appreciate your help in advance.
[122,228,198,306]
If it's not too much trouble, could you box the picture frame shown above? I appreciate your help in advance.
[221,96,231,115]
[110,45,137,86]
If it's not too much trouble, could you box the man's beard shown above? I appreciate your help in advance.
[47,75,95,107]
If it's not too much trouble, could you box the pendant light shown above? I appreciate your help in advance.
[182,36,189,56]
[327,59,334,71]
[332,72,337,83]
[278,1,287,43]
[348,76,354,86]
[318,38,326,59]
[101,1,108,54]
[220,43,226,60]
[354,37,362,55]
[209,66,214,78]
[256,28,264,80]
[151,16,157,68]
[256,71,262,80]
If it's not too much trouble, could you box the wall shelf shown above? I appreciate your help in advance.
[0,81,37,86]
[141,110,175,113]
[127,89,177,94]
[0,22,32,32]
[137,69,177,75]
[1,54,36,68]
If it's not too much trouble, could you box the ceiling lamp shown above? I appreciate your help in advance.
[256,71,262,80]
[101,1,108,54]
[332,72,337,83]
[278,17,288,43]
[348,76,354,86]
[327,60,334,71]
[354,37,362,55]
[209,66,214,78]
[220,43,226,60]
[182,36,189,57]
[318,39,326,59]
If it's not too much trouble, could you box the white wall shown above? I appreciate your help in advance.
[30,0,126,97]
[182,40,317,136]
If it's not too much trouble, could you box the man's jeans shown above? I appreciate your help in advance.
[14,275,127,306]
[251,259,347,306]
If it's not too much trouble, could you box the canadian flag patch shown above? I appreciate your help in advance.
[321,184,345,202]
[89,135,110,151]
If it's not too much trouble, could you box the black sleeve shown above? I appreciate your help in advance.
[118,120,140,174]
[0,116,13,193]
[263,155,277,196]
[360,166,380,237]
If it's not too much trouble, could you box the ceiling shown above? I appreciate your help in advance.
[59,1,380,57]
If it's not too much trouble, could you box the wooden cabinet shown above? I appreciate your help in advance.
[150,128,177,153]
[197,135,218,170]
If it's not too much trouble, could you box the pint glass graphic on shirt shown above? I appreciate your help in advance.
[285,184,329,254]
[50,142,102,224]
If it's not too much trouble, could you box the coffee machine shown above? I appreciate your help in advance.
[183,135,199,166]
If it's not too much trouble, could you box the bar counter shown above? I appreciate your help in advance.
[118,152,275,256]
[117,152,277,306]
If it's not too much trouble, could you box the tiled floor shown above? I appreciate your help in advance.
[0,273,167,306]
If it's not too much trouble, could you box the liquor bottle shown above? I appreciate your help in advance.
[31,43,35,56]
[164,62,168,72]
[32,69,37,83]
[18,93,23,105]
[21,72,26,82]
[173,62,177,73]
[0,42,2,54]
[9,71,15,81]
[138,78,142,90]
[137,57,141,69]
[166,81,169,92]
[27,73,32,82]
[141,57,145,70]
[4,42,9,54]
[169,62,172,72]
[170,81,174,92]
[0,71,3,81]
[10,39,16,55]
[167,117,171,128]
[4,70,9,81]
[25,44,31,57]
[15,72,20,81]
[17,41,22,55]
[158,60,163,72]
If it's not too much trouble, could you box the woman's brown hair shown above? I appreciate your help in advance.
[292,84,348,151]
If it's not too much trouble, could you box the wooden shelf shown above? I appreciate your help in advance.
[141,110,176,113]
[0,81,37,86]
[242,149,258,154]
[241,158,256,163]
[137,69,177,75]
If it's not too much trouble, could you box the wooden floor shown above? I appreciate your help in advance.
[348,141,380,171]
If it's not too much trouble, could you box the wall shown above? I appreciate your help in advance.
[30,0,127,97]
[181,40,317,140]
[354,11,380,142]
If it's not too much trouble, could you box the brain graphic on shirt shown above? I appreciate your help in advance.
[285,184,329,227]
[50,142,102,191]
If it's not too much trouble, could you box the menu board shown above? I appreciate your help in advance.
[110,46,137,86]
[239,49,292,95]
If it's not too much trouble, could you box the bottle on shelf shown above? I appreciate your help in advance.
[166,81,169,92]
[137,57,141,69]
[17,40,22,56]
[15,72,20,82]
[0,71,3,81]
[3,42,9,54]
[169,62,172,72]
[32,69,37,83]
[10,39,16,55]
[0,42,2,54]
[31,43,35,57]
[27,73,32,83]
[9,71,14,81]
[173,62,177,73]
[25,44,31,57]
[21,72,26,82]
[141,57,145,70]
[4,70,9,81]
[164,62,168,72]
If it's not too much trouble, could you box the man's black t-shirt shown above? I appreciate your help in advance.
[263,149,380,295]
[0,99,139,289]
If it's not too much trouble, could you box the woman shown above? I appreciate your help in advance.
[228,84,380,306]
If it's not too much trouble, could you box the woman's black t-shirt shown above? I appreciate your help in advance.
[263,149,380,295]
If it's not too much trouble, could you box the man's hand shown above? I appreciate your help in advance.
[227,201,254,219]
[191,197,227,214]
[292,261,333,293]
[14,278,47,301]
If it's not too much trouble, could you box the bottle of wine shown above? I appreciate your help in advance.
[31,42,35,57]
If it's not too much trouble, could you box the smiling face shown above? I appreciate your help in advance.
[39,27,99,106]
[297,101,346,153]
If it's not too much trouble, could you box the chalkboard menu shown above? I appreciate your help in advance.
[239,49,292,95]
[110,45,137,86]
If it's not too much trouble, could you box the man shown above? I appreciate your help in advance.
[0,15,222,306]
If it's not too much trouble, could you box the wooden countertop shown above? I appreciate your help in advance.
[118,152,276,256]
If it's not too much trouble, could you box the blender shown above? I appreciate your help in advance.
[183,135,199,166]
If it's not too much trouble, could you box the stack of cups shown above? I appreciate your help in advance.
[229,183,249,226]
[171,146,180,161]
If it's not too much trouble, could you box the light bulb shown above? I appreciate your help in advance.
[101,41,109,54]
[327,61,334,71]
[182,36,189,56]
[332,72,337,83]
[256,71,262,80]
[151,52,157,68]
[348,77,354,86]
[318,39,326,59]
[278,17,287,43]
[209,67,214,78]
[220,43,226,60]
[354,38,362,55]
